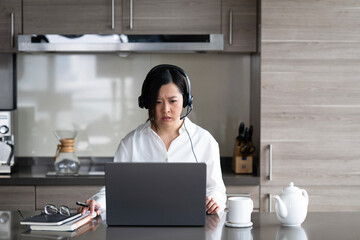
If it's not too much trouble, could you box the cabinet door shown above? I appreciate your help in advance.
[261,185,360,212]
[261,0,360,212]
[0,0,21,52]
[122,0,221,34]
[222,0,257,52]
[0,186,35,211]
[226,185,259,211]
[260,139,360,186]
[23,0,122,34]
[36,186,103,210]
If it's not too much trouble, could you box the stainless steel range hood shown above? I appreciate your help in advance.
[18,34,223,53]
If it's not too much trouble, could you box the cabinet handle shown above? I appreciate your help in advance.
[269,144,273,180]
[111,0,115,29]
[10,12,14,47]
[130,0,133,30]
[229,11,233,45]
[268,193,272,212]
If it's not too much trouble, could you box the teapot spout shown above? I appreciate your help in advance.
[273,195,288,218]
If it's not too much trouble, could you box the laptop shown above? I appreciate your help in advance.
[105,162,206,226]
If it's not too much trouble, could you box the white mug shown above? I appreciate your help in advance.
[227,197,253,224]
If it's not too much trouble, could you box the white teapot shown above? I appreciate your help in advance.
[273,182,309,226]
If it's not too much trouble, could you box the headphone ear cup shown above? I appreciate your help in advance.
[187,95,193,107]
[183,94,188,108]
[138,95,149,109]
[138,96,144,109]
[183,94,193,108]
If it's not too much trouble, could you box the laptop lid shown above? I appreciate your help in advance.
[105,162,206,226]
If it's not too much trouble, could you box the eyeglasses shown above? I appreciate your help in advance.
[44,204,71,216]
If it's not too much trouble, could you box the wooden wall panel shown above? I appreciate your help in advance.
[262,42,360,73]
[262,0,360,41]
[262,72,360,106]
[261,106,360,141]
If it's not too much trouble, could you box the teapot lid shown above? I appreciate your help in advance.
[282,182,301,194]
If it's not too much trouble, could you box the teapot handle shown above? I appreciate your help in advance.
[301,189,309,206]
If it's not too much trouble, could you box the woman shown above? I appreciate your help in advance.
[79,64,226,215]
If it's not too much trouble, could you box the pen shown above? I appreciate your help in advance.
[76,201,99,210]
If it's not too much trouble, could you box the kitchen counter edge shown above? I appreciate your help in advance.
[0,157,260,186]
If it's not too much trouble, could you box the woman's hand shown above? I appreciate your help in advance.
[77,200,102,216]
[206,196,220,214]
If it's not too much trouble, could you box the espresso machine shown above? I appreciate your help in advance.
[0,53,16,174]
[0,112,14,174]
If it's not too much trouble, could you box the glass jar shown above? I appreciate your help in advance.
[54,131,80,174]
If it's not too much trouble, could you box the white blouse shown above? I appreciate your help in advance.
[91,118,227,212]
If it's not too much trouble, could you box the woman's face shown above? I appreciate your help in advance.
[154,82,184,129]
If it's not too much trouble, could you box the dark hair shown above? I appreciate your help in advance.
[145,68,187,130]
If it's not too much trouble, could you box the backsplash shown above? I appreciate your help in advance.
[15,53,251,157]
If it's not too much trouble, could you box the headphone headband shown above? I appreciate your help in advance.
[138,64,193,110]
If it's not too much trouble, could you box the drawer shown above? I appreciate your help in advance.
[261,185,360,212]
[36,186,103,210]
[226,185,259,210]
[0,186,35,211]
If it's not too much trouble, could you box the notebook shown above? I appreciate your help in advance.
[105,162,207,226]
[29,212,97,231]
[20,212,82,226]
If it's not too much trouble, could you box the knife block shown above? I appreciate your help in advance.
[232,139,253,174]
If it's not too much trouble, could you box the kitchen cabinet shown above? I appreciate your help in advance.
[0,0,21,52]
[23,0,221,35]
[222,0,257,52]
[36,186,102,210]
[0,185,101,211]
[226,185,259,211]
[0,54,16,110]
[260,0,360,211]
[23,0,122,34]
[0,186,35,211]
[122,0,221,34]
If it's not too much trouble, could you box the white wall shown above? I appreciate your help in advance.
[15,53,251,157]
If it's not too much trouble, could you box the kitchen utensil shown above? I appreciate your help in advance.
[248,125,253,142]
[273,182,309,226]
[237,122,245,146]
[240,145,256,160]
[54,130,80,174]
[243,127,249,143]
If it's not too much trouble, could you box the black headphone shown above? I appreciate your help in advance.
[138,64,193,113]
